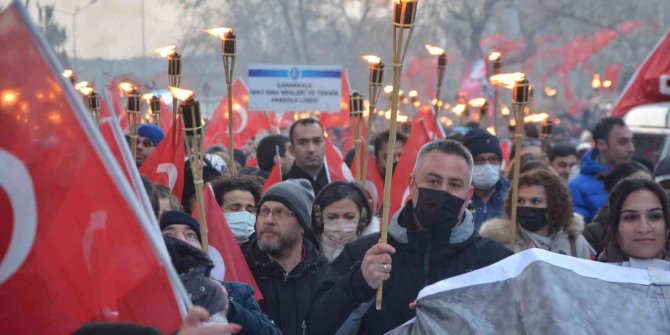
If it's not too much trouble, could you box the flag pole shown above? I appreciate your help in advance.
[361,55,384,184]
[508,76,530,249]
[350,91,364,181]
[377,0,418,311]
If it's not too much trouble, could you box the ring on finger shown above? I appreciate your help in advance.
[383,264,389,271]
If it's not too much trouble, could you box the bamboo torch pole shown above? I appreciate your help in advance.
[172,86,209,253]
[508,76,530,249]
[377,0,418,311]
[350,91,364,182]
[362,55,384,184]
[426,45,446,140]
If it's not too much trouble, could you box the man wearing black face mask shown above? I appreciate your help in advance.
[309,140,512,335]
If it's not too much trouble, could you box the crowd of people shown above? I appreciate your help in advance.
[97,114,670,335]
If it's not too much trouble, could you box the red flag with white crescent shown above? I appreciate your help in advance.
[388,118,431,216]
[611,29,670,116]
[139,118,185,201]
[204,78,275,149]
[262,161,283,193]
[0,3,183,333]
[325,138,354,183]
[99,94,134,183]
[193,185,264,301]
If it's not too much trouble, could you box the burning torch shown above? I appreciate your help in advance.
[119,82,141,163]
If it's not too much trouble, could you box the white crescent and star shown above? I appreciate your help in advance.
[156,163,178,190]
[0,148,37,285]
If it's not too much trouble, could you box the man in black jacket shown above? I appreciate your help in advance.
[283,118,329,195]
[310,140,513,335]
[245,179,329,335]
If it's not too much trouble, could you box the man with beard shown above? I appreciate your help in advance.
[309,140,512,335]
[283,118,328,195]
[244,179,328,335]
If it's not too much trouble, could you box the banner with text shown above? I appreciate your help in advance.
[248,64,342,114]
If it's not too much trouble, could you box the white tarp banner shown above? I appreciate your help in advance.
[248,64,341,113]
[387,248,670,335]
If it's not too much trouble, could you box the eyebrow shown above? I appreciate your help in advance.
[425,172,444,180]
[621,208,663,213]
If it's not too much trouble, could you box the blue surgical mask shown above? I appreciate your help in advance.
[472,164,500,190]
[223,211,256,242]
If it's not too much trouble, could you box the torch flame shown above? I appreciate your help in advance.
[74,81,90,91]
[362,55,381,64]
[142,93,155,102]
[501,104,511,116]
[204,27,233,40]
[488,51,501,62]
[524,113,549,123]
[544,86,557,97]
[468,97,487,108]
[118,82,137,94]
[425,44,445,56]
[602,80,612,88]
[452,104,466,116]
[80,87,94,96]
[169,86,194,101]
[592,73,602,89]
[408,90,418,98]
[62,69,74,79]
[489,72,526,89]
[384,85,394,94]
[152,45,177,58]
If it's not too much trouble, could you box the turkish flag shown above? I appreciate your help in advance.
[415,104,445,140]
[325,138,354,183]
[159,98,173,133]
[99,94,134,184]
[319,70,352,130]
[0,3,183,334]
[351,154,384,212]
[193,185,264,301]
[139,118,185,202]
[612,29,670,116]
[388,118,431,216]
[204,78,274,149]
[105,77,129,131]
[262,160,283,193]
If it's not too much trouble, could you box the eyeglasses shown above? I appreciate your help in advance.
[258,207,294,219]
[474,156,502,166]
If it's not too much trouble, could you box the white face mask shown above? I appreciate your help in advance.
[472,164,500,190]
[322,219,359,245]
[223,211,256,242]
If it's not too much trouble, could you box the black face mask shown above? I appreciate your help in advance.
[517,207,548,232]
[413,187,465,234]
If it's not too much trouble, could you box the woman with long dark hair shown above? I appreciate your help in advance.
[480,169,595,259]
[311,181,374,262]
[598,178,670,269]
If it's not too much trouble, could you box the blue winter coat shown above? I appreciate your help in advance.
[472,178,510,231]
[569,148,610,223]
[223,281,283,335]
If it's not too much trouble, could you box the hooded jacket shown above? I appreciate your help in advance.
[244,238,329,335]
[164,237,281,335]
[569,148,610,222]
[309,201,512,335]
[479,214,595,259]
[471,177,510,230]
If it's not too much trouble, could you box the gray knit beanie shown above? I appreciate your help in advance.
[259,179,315,231]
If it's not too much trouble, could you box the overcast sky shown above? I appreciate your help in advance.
[3,0,185,59]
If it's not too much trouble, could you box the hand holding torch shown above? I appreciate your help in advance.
[378,0,419,311]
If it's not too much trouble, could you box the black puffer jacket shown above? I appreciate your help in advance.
[309,201,513,335]
[245,238,328,335]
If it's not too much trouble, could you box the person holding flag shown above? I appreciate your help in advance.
[160,211,281,335]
